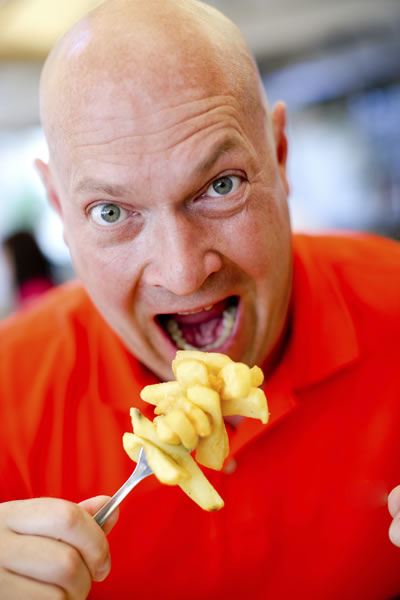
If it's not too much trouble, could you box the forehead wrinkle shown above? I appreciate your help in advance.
[71,134,252,201]
[98,95,239,133]
[193,138,239,177]
[68,104,248,157]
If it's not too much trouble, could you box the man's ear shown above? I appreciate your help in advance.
[34,159,63,217]
[272,101,290,196]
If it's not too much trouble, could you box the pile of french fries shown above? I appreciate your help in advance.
[123,350,269,511]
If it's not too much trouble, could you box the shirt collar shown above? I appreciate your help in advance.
[283,234,360,391]
[228,234,361,457]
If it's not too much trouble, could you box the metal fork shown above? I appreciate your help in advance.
[94,447,153,527]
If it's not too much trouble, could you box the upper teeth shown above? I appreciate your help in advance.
[177,304,214,315]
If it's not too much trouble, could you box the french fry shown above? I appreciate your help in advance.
[123,432,188,485]
[173,359,209,388]
[221,387,269,424]
[163,409,198,450]
[154,415,181,445]
[187,385,228,470]
[208,372,224,395]
[183,402,212,438]
[127,409,224,511]
[250,365,264,387]
[220,362,252,401]
[173,350,232,374]
[140,381,182,405]
[154,393,186,415]
[154,393,211,438]
[124,351,269,512]
[179,463,224,512]
[186,385,222,421]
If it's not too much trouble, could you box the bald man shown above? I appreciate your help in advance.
[1,0,400,598]
[37,0,292,383]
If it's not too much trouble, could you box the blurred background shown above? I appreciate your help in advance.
[0,0,399,316]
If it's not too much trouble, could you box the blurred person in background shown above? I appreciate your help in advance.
[0,0,400,599]
[2,230,55,310]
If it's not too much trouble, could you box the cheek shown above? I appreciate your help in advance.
[59,202,145,309]
[68,238,138,307]
[224,198,290,280]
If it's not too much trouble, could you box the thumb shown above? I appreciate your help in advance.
[388,486,400,518]
[79,495,119,535]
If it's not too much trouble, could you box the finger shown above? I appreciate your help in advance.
[4,498,111,583]
[79,495,120,536]
[0,567,65,600]
[389,514,400,547]
[388,485,400,518]
[2,532,91,598]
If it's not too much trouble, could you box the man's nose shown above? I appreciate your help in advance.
[143,215,223,296]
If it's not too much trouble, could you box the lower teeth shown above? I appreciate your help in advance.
[166,305,237,351]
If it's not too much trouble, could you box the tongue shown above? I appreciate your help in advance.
[179,316,224,348]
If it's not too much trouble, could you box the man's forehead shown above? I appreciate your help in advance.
[70,134,253,198]
[40,0,269,172]
[52,32,249,115]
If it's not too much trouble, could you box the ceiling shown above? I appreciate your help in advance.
[0,0,399,128]
[0,0,399,62]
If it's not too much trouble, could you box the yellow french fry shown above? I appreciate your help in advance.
[154,393,186,415]
[222,387,269,424]
[123,353,268,512]
[173,350,232,373]
[250,365,264,387]
[163,409,199,450]
[127,409,224,511]
[183,401,212,438]
[154,415,181,445]
[153,392,212,439]
[207,373,224,395]
[173,359,209,388]
[220,362,252,400]
[179,464,224,512]
[122,432,188,485]
[186,385,228,470]
[140,381,182,406]
[185,385,219,416]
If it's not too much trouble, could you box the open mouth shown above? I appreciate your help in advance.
[157,296,238,351]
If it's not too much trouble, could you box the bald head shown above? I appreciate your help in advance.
[40,0,269,165]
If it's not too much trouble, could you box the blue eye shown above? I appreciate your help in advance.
[206,175,241,197]
[90,203,128,226]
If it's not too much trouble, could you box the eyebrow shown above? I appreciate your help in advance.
[73,180,129,198]
[193,138,238,176]
[73,138,240,198]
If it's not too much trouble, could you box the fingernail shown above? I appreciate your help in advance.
[95,556,111,582]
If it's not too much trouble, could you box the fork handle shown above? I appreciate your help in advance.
[94,469,150,527]
[94,448,152,527]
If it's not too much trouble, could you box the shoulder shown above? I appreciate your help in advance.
[0,280,95,347]
[0,281,103,396]
[293,231,400,264]
[293,232,400,314]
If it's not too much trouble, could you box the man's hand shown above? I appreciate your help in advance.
[0,496,118,599]
[388,486,400,546]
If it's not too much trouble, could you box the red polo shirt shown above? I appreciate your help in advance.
[1,233,400,599]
